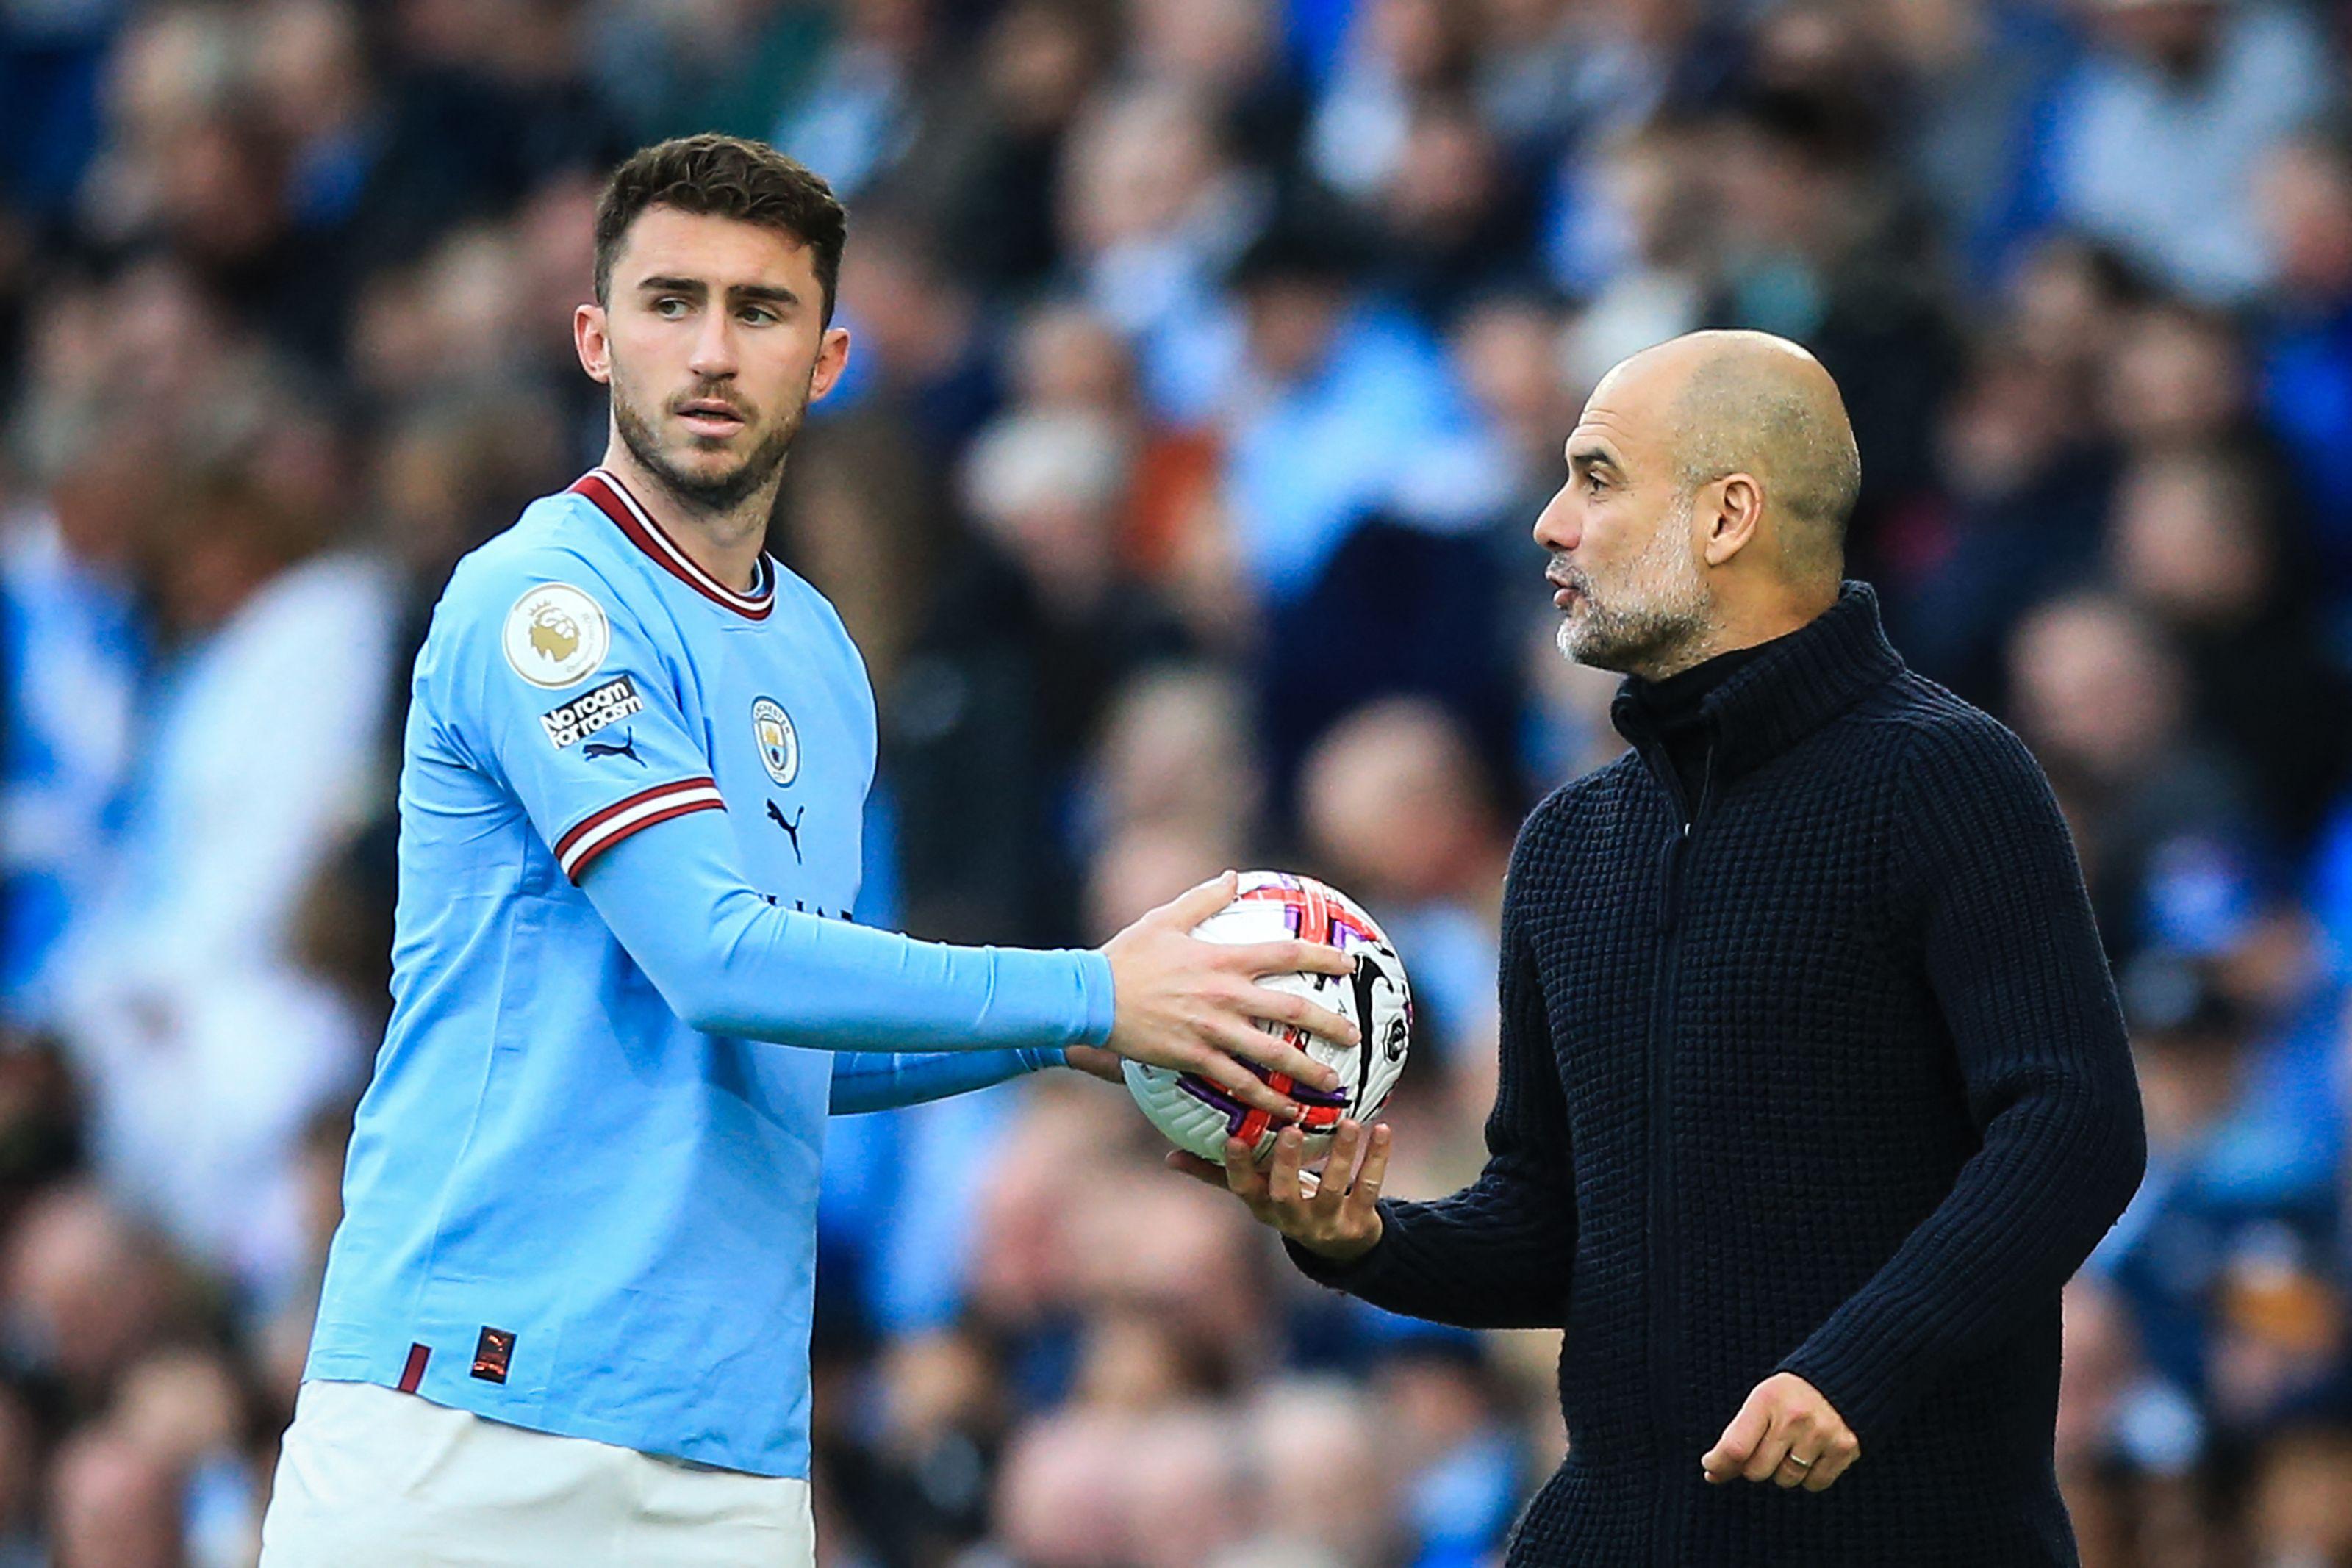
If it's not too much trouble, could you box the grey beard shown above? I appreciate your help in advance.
[1553,503,1715,677]
[1557,596,1713,676]
[612,384,803,516]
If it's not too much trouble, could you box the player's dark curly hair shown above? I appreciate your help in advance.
[592,134,847,326]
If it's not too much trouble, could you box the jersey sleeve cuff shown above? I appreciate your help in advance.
[1073,949,1116,1047]
[555,777,726,881]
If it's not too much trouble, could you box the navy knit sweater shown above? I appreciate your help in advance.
[1294,583,2146,1566]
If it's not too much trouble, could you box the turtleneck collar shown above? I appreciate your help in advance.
[1610,581,1905,789]
[1623,639,1776,733]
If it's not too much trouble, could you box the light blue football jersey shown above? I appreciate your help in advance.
[305,469,1112,1476]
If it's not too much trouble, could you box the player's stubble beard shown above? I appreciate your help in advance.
[1553,487,1720,679]
[611,366,812,519]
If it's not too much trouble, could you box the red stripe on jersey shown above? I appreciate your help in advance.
[398,1342,429,1393]
[569,470,775,621]
[562,795,725,882]
[554,777,724,880]
[553,777,717,860]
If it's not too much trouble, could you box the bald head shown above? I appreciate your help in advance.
[1538,329,1857,677]
[1610,330,1860,576]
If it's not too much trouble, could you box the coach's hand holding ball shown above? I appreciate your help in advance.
[1702,1371,1861,1493]
[1166,1118,1391,1262]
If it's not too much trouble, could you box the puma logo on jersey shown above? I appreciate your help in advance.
[582,728,643,766]
[766,799,804,862]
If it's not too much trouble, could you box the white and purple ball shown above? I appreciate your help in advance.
[1124,871,1412,1163]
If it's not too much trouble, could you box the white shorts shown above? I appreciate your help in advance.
[259,1379,816,1567]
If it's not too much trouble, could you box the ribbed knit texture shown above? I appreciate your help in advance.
[1291,583,2146,1566]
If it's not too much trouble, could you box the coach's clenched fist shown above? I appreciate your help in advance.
[1702,1373,1860,1492]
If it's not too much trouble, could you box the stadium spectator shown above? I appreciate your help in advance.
[2007,592,2259,967]
[2252,130,2352,613]
[1299,698,1505,1064]
[46,467,389,1299]
[2107,447,2352,842]
[0,423,149,1021]
[2032,0,2332,303]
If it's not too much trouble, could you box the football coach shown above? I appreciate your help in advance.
[1180,330,2147,1564]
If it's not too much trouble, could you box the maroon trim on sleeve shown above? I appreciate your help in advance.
[553,777,727,881]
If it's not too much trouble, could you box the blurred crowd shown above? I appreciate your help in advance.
[4,0,2352,1564]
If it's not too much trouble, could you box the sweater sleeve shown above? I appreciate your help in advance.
[1286,827,1578,1329]
[1774,719,2146,1441]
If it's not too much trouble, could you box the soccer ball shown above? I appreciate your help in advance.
[1125,871,1412,1163]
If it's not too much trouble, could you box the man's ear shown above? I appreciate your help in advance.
[808,325,852,404]
[576,303,612,386]
[1702,472,1765,567]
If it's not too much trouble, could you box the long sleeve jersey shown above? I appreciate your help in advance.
[306,470,1111,1477]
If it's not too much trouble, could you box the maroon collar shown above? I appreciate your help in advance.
[568,467,775,621]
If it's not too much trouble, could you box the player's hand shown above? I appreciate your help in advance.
[1701,1373,1860,1492]
[1166,1119,1389,1263]
[1100,872,1358,1121]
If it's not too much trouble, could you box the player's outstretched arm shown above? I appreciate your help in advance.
[585,827,1351,1120]
[819,875,1364,1119]
[820,1017,1168,1115]
[828,1040,1125,1115]
[442,555,1349,1120]
[828,1048,1068,1115]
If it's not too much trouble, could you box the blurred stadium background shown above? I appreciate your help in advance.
[4,0,2352,1564]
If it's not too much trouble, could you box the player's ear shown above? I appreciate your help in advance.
[576,303,612,386]
[807,325,852,405]
[1702,472,1763,567]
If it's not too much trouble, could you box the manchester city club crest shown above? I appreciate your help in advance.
[752,697,799,786]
